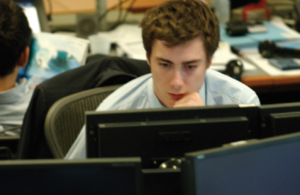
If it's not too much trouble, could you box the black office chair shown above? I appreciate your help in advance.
[44,85,121,159]
[0,147,13,160]
[17,56,150,160]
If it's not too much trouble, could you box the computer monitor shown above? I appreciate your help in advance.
[183,131,300,195]
[270,111,300,136]
[86,105,259,168]
[259,102,300,138]
[0,158,142,195]
[15,0,50,32]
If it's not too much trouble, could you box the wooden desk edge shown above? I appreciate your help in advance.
[273,75,300,86]
[242,75,273,87]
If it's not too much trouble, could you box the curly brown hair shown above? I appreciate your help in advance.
[140,0,219,61]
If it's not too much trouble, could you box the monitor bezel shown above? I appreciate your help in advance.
[259,102,300,138]
[0,157,142,195]
[270,111,300,136]
[183,131,300,195]
[86,105,259,167]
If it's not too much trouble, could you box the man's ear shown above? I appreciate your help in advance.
[18,46,30,68]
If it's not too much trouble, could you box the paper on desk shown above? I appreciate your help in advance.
[118,40,146,60]
[243,50,300,76]
[220,24,257,46]
[270,17,300,39]
[24,32,89,80]
[220,19,300,47]
[247,21,289,42]
[211,42,256,71]
[238,20,300,77]
[97,24,146,59]
[98,24,143,44]
[276,40,300,49]
[210,59,256,71]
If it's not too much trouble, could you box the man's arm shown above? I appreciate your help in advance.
[64,125,86,159]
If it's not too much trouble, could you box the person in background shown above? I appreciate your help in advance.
[0,0,44,135]
[66,0,260,159]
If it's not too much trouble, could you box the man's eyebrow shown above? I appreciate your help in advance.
[156,57,201,64]
[183,59,201,64]
[156,57,173,64]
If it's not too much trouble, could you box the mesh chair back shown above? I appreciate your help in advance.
[44,85,121,159]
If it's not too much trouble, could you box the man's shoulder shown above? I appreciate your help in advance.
[206,69,244,85]
[98,73,152,110]
[26,76,46,88]
[205,69,260,105]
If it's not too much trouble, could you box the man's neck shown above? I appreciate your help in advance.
[0,74,18,92]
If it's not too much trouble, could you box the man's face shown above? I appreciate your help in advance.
[147,36,211,107]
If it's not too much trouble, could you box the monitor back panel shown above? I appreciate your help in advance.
[97,117,249,168]
[0,158,142,195]
[183,132,300,195]
[271,111,300,136]
[259,102,300,138]
[86,105,259,168]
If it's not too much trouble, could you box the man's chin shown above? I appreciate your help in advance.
[165,100,176,108]
[159,99,173,108]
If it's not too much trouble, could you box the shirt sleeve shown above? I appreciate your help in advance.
[64,125,86,159]
[247,92,261,106]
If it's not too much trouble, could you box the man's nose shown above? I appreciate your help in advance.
[170,70,183,91]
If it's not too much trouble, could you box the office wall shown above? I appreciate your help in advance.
[43,0,96,14]
[42,0,173,15]
[44,0,210,31]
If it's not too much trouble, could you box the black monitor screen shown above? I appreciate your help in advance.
[183,132,300,195]
[86,105,259,168]
[259,102,300,138]
[0,158,142,195]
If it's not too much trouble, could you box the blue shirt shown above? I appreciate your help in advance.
[0,76,45,136]
[65,69,260,159]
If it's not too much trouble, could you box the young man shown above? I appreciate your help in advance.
[0,0,44,135]
[66,0,260,159]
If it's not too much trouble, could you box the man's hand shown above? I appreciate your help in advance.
[173,92,204,108]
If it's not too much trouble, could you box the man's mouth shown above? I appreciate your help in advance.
[168,93,185,100]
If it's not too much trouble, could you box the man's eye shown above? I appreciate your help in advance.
[186,65,197,70]
[160,63,170,68]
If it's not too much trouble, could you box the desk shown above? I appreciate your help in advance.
[243,74,300,92]
[242,59,300,93]
[241,61,300,104]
